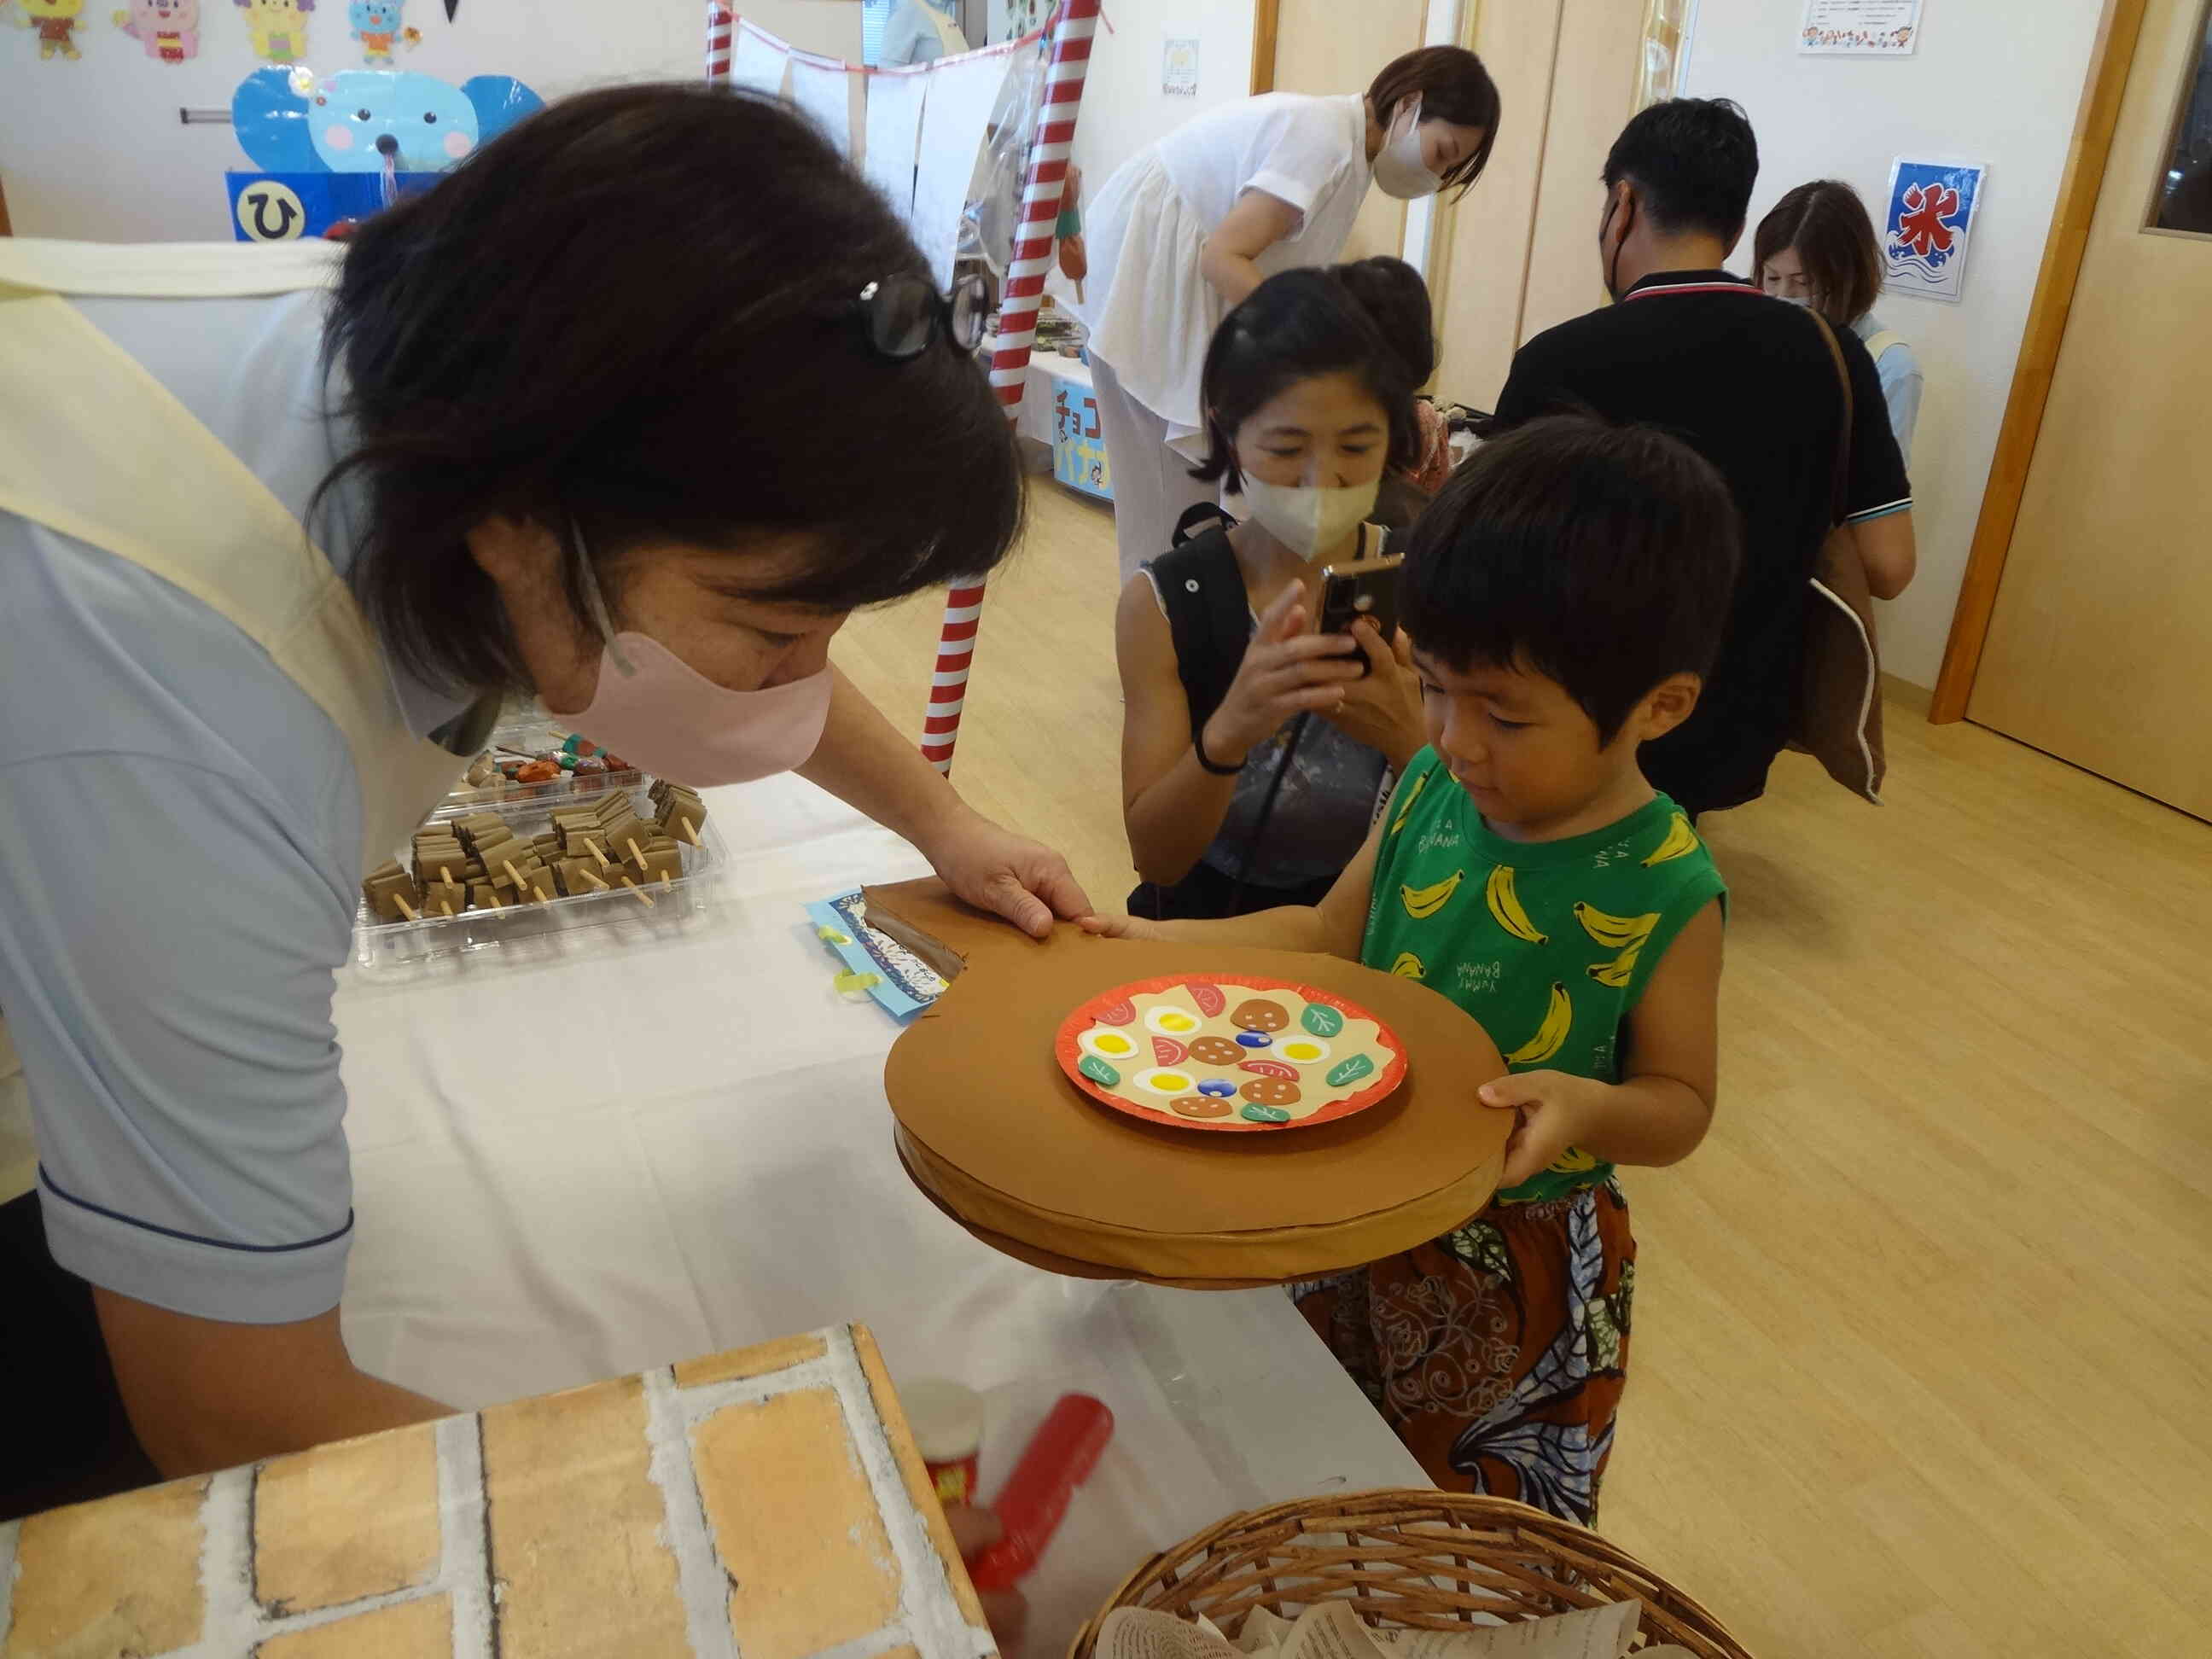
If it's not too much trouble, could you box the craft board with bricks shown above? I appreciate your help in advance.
[0,1324,995,1659]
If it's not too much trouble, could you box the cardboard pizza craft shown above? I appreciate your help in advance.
[864,879,1512,1287]
[1059,974,1407,1132]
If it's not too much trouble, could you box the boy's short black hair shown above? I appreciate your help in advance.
[1602,97,1759,242]
[1403,415,1742,742]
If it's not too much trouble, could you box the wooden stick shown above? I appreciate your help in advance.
[586,838,611,870]
[619,876,655,908]
[575,864,611,892]
[392,894,418,922]
[660,871,673,891]
[502,859,531,894]
[626,837,645,871]
[439,865,452,885]
[675,817,702,848]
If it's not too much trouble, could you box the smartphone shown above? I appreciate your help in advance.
[1316,553,1404,675]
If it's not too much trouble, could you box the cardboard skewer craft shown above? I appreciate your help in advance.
[866,878,1512,1289]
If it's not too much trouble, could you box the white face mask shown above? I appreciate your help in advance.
[1239,474,1380,560]
[1775,293,1813,308]
[1372,98,1442,201]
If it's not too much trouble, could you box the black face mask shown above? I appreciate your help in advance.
[1598,187,1637,302]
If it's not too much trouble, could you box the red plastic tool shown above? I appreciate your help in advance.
[964,1393,1115,1591]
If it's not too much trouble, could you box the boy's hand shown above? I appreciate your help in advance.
[1479,1071,1608,1189]
[1078,912,1166,941]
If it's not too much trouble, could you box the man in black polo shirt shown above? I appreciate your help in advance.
[1494,99,1916,817]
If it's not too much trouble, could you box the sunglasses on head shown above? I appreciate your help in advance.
[853,271,992,361]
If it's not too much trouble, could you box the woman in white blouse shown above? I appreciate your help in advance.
[1073,47,1499,580]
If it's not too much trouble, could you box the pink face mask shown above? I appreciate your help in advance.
[562,525,834,787]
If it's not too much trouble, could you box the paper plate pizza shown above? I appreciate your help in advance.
[1054,974,1410,1133]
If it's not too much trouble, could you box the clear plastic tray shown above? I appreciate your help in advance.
[350,781,725,977]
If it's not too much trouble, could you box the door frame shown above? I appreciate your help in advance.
[1930,0,2152,721]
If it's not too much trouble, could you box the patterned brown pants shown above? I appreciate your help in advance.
[1295,1181,1636,1525]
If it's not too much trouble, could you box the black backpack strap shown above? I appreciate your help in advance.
[1144,526,1248,740]
[1171,501,1237,547]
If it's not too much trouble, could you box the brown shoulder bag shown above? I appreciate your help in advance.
[1796,311,1888,804]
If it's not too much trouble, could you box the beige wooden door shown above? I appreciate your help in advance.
[1269,0,1429,265]
[1432,0,1649,404]
[1969,0,2212,819]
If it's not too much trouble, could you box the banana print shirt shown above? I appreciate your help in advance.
[1362,749,1727,1203]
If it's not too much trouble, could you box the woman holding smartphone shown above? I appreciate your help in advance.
[1114,265,1431,920]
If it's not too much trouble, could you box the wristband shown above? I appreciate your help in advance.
[1193,727,1244,776]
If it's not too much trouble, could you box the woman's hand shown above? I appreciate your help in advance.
[1318,621,1427,770]
[916,804,1093,939]
[1201,583,1365,768]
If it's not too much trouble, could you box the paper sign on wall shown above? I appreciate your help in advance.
[1882,158,1985,304]
[1800,0,1922,56]
[1163,37,1198,96]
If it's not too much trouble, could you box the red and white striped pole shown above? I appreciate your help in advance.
[922,0,1100,772]
[705,3,733,83]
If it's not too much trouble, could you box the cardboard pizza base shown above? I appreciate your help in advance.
[870,880,1511,1287]
[896,1127,1505,1288]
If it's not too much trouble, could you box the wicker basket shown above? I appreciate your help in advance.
[1069,1491,1754,1659]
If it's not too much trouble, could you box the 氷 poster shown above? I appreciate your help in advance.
[1882,158,1986,303]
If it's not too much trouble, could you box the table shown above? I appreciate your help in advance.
[330,774,1425,1652]
[0,1323,992,1659]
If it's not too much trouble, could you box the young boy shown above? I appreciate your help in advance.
[1087,413,1741,1522]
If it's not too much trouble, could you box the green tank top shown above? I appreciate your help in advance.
[1362,748,1727,1204]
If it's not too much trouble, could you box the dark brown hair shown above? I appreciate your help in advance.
[1753,179,1884,325]
[321,84,1022,691]
[1366,46,1501,195]
[1404,415,1741,742]
[1189,267,1426,493]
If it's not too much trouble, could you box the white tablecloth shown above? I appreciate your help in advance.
[335,772,1422,1652]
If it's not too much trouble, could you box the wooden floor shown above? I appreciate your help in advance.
[835,482,2212,1659]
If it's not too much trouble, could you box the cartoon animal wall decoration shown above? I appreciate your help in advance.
[113,0,198,60]
[346,0,413,63]
[232,64,542,176]
[9,0,90,61]
[236,0,312,63]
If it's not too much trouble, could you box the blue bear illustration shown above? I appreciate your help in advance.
[232,66,542,176]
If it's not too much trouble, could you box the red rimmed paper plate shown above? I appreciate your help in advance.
[1055,973,1409,1132]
